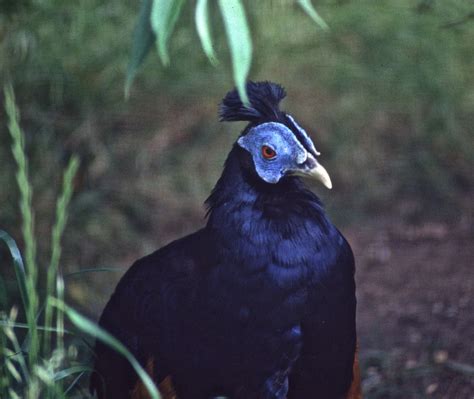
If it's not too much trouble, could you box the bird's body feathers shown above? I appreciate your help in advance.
[91,82,358,399]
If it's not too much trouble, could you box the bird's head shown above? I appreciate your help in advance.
[220,81,332,189]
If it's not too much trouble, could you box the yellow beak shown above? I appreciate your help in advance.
[306,161,332,189]
[292,154,333,189]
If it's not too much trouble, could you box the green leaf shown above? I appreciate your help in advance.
[0,320,72,334]
[218,0,252,105]
[64,267,122,278]
[297,0,329,31]
[53,365,94,382]
[195,0,218,66]
[445,360,474,376]
[151,0,186,65]
[125,0,156,98]
[63,371,85,395]
[57,302,161,399]
[0,230,28,314]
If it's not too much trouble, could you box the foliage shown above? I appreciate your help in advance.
[59,302,160,399]
[126,0,327,101]
[0,87,159,398]
[4,84,41,370]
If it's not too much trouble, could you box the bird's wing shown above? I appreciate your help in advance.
[90,229,209,399]
[288,234,358,399]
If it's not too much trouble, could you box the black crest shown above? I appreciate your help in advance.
[219,81,286,123]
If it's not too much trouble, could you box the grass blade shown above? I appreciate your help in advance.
[55,301,161,399]
[125,0,155,98]
[43,156,79,355]
[151,0,186,65]
[1,310,30,383]
[5,360,21,383]
[64,267,122,278]
[445,360,474,376]
[218,0,252,105]
[297,0,329,31]
[0,230,28,312]
[0,321,71,334]
[55,275,65,394]
[53,365,94,382]
[195,0,218,66]
[63,371,85,395]
[4,84,39,368]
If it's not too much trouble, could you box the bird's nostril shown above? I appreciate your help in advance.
[303,156,317,170]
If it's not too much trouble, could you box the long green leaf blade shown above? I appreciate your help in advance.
[195,0,218,66]
[0,320,72,334]
[1,312,30,383]
[58,303,161,399]
[218,0,252,105]
[297,0,329,30]
[151,0,186,65]
[53,365,94,382]
[0,230,28,312]
[63,371,85,395]
[125,0,155,98]
[64,267,122,278]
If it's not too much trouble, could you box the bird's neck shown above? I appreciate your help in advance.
[205,145,330,237]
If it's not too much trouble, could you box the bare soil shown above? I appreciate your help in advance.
[346,218,474,398]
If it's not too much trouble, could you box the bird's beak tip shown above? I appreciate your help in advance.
[309,161,332,189]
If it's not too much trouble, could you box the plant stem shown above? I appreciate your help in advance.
[4,84,39,368]
[43,157,79,355]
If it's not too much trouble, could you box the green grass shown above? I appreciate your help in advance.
[1,85,160,399]
[4,84,40,370]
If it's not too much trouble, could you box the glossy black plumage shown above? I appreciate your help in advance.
[91,82,357,399]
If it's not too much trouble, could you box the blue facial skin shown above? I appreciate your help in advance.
[237,122,308,184]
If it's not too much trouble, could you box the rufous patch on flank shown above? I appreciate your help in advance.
[131,358,177,399]
[345,343,363,399]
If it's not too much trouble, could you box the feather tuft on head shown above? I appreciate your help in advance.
[219,81,286,123]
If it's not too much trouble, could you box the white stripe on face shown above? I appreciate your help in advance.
[286,114,320,156]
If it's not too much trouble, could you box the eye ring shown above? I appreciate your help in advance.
[262,145,277,160]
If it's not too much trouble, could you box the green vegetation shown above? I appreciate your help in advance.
[126,0,327,101]
[1,85,84,397]
[1,88,159,398]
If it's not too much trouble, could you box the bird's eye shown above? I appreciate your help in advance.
[262,145,277,160]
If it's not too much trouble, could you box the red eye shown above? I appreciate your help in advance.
[262,145,276,159]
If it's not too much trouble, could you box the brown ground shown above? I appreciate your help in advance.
[346,218,474,398]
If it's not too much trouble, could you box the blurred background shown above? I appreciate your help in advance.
[1,0,473,397]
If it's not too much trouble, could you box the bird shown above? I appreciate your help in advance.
[90,81,360,399]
